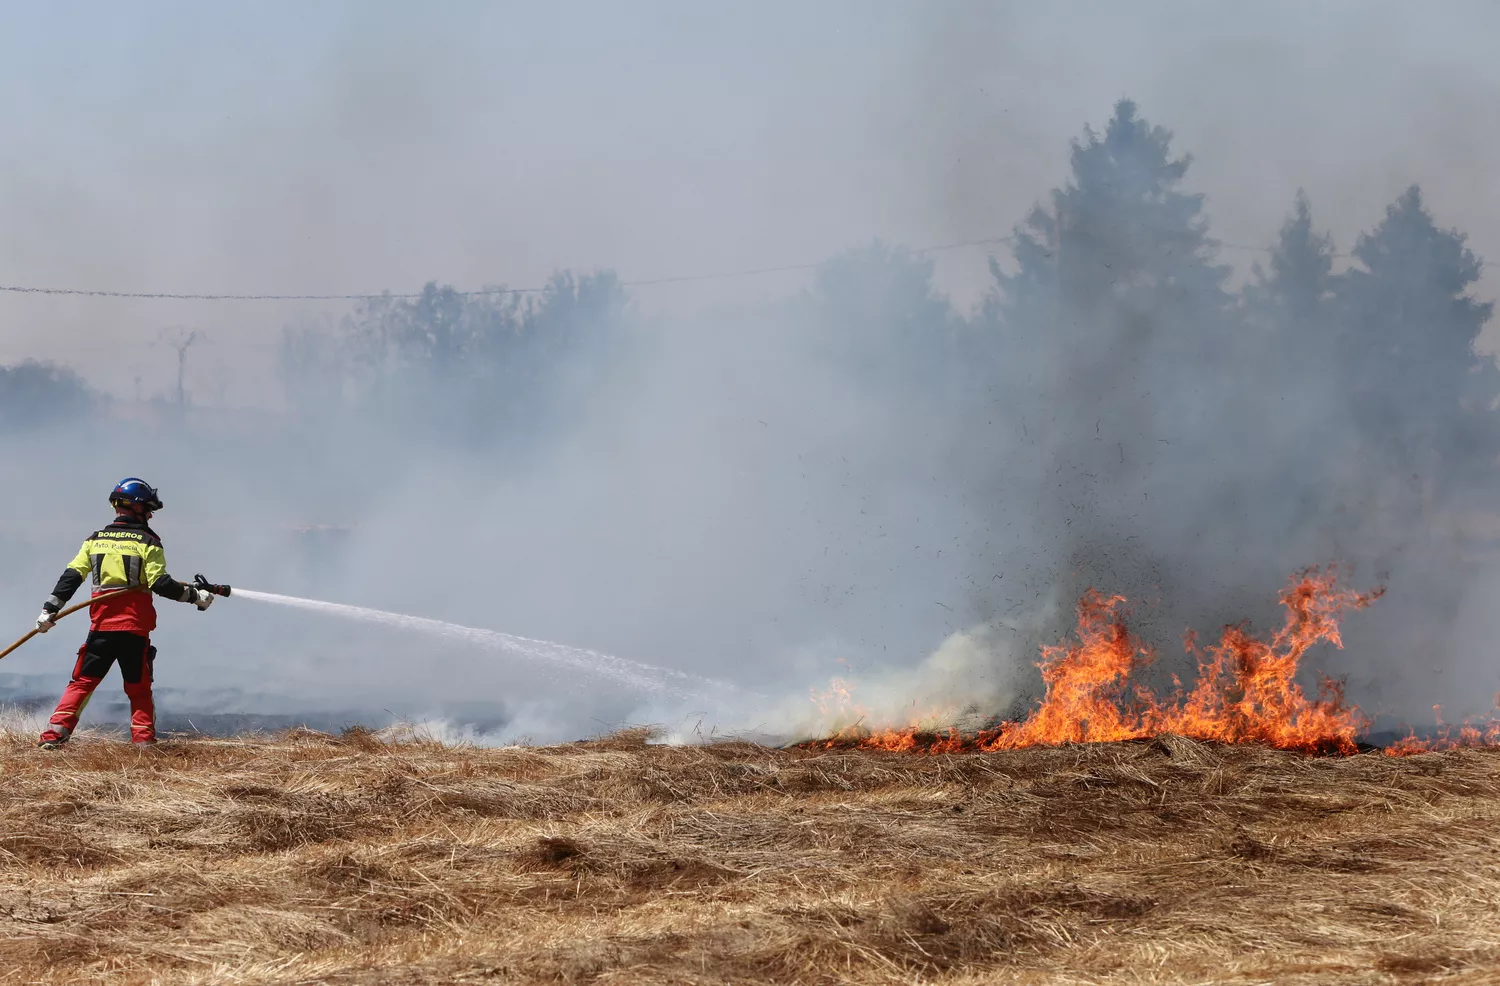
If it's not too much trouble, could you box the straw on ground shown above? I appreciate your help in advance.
[0,723,1496,984]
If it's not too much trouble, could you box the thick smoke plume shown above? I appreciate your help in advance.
[2,6,1498,742]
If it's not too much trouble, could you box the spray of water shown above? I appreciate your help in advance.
[233,589,723,699]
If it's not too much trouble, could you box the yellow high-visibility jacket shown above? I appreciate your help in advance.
[45,517,196,633]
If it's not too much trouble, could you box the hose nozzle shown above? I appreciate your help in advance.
[194,574,231,597]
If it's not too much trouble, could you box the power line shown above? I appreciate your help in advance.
[0,283,544,302]
[0,232,1493,302]
[0,236,1019,303]
[1218,239,1500,269]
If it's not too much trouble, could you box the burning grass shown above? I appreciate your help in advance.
[1,724,1498,984]
[805,568,1499,756]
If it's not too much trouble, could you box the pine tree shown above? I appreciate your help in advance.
[1336,185,1498,504]
[979,99,1252,650]
[983,99,1238,514]
[1237,191,1348,561]
[987,99,1235,442]
[1245,190,1337,333]
[994,100,1232,354]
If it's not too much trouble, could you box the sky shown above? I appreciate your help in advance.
[2,1,1498,406]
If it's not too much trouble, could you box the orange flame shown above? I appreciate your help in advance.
[1383,703,1500,755]
[799,567,1485,757]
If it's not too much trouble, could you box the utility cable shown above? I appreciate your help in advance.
[0,232,1492,303]
[0,236,1017,303]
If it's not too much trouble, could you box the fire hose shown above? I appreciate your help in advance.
[0,576,230,663]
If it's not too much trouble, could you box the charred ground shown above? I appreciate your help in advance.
[0,727,1497,985]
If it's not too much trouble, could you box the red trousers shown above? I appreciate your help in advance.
[40,631,156,744]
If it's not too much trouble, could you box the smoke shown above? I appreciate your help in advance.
[2,5,1499,741]
[754,621,1040,745]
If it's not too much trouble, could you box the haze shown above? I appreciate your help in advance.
[2,1,1497,742]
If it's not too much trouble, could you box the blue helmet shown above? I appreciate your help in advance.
[110,478,163,512]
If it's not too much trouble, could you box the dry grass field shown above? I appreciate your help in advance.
[1,725,1498,985]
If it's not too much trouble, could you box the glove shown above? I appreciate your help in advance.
[193,589,214,611]
[35,611,55,633]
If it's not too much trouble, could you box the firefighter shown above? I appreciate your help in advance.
[33,478,218,749]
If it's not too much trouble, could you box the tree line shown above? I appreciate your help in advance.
[6,99,1493,591]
